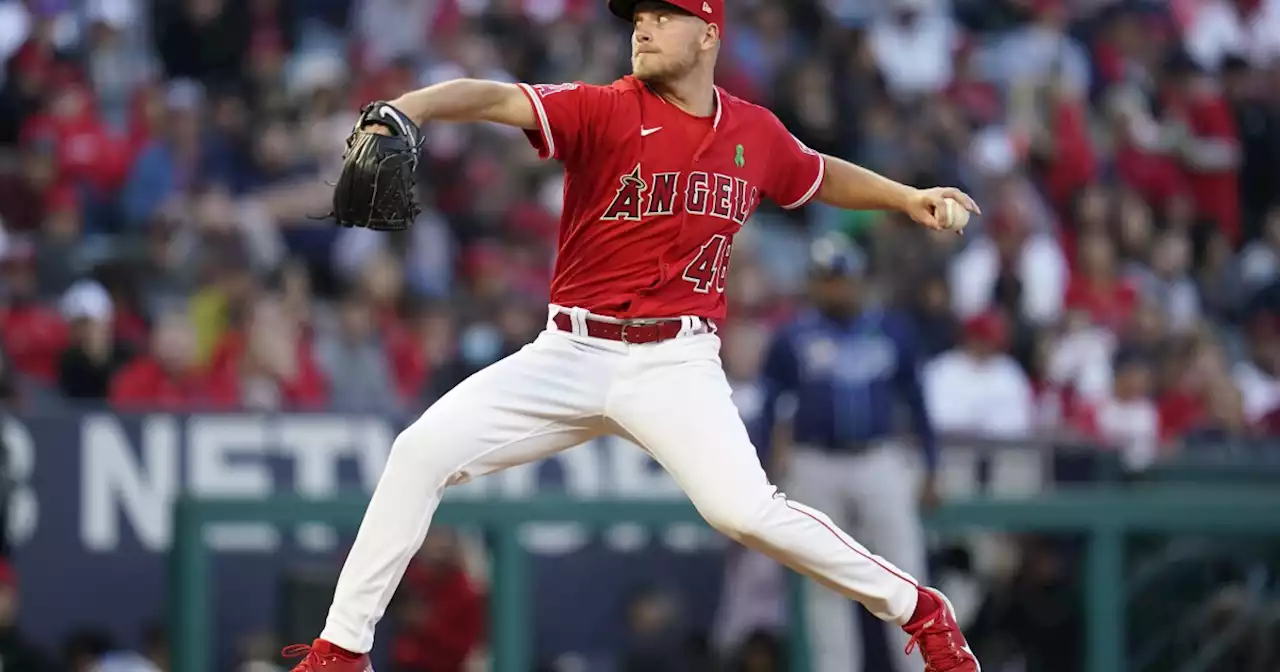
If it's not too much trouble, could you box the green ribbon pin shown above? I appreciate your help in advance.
[734,144,745,168]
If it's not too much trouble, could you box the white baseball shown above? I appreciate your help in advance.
[940,197,970,231]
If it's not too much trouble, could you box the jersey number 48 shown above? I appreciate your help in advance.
[682,233,734,294]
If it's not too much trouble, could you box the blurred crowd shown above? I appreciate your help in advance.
[0,0,1276,465]
[0,0,1278,668]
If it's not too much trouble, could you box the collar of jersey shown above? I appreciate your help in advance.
[632,76,723,130]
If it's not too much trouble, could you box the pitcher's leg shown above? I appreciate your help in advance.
[608,340,920,624]
[785,449,863,672]
[321,335,606,653]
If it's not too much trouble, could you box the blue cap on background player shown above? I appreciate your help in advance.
[808,234,866,277]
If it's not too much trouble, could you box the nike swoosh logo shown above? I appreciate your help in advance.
[640,126,663,137]
[378,105,414,140]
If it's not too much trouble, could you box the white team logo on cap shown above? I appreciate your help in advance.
[702,1,712,12]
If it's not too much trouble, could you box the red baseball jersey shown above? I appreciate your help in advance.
[516,76,825,320]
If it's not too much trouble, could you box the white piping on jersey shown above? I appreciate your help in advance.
[712,86,722,129]
[781,148,825,210]
[517,83,556,160]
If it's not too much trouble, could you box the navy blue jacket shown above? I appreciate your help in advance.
[759,308,938,471]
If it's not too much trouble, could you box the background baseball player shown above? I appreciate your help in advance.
[291,1,981,671]
[761,234,939,672]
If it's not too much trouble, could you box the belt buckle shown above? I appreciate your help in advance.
[619,319,658,344]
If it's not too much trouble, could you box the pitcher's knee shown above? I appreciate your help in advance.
[389,418,459,487]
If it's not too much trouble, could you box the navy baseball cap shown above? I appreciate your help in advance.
[608,0,724,31]
[808,235,866,277]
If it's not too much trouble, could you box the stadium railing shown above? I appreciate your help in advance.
[171,484,1280,672]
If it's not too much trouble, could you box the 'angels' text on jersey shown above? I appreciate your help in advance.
[601,165,760,225]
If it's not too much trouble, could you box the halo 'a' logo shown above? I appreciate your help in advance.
[600,164,648,222]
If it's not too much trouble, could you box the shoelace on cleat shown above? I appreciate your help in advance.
[282,644,340,668]
[904,617,971,672]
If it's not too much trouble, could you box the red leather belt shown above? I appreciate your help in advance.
[552,312,688,344]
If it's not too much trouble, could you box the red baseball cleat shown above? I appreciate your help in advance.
[903,587,981,672]
[282,640,372,672]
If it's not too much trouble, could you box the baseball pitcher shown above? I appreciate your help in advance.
[288,2,981,671]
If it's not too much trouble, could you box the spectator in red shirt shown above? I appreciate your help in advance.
[1156,343,1206,442]
[1064,232,1138,331]
[391,529,485,672]
[1108,52,1187,211]
[206,295,326,410]
[110,311,211,410]
[386,323,429,404]
[0,240,67,383]
[1162,51,1242,243]
[0,136,58,233]
[21,74,128,195]
[1030,85,1097,213]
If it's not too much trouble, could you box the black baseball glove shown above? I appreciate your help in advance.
[332,101,424,231]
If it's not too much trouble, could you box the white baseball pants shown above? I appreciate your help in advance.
[786,445,929,672]
[320,307,921,653]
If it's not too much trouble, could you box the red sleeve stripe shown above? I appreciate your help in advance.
[781,151,825,210]
[516,83,556,160]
